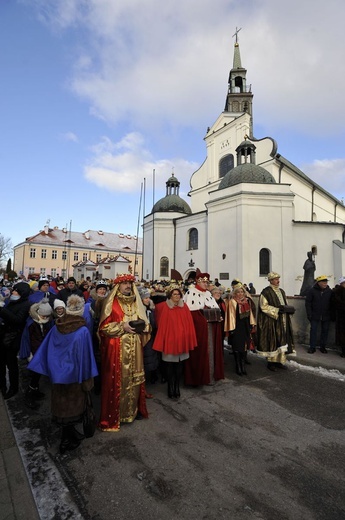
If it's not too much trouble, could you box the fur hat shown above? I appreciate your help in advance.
[54,299,66,309]
[66,295,85,316]
[37,302,53,316]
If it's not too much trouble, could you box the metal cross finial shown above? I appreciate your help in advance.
[232,27,242,43]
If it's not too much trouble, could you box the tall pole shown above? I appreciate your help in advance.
[152,169,155,281]
[135,182,143,280]
[142,177,146,280]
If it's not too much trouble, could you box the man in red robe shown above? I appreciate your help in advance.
[98,274,149,431]
[183,269,224,386]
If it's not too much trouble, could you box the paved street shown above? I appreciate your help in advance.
[3,347,345,520]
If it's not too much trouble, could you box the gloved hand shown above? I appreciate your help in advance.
[278,305,285,314]
[0,300,5,308]
[27,353,33,362]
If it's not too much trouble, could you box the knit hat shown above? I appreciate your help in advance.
[54,299,66,310]
[139,288,151,300]
[66,295,84,316]
[38,279,50,289]
[67,276,77,284]
[12,282,31,299]
[37,302,53,316]
[29,280,39,290]
[338,276,345,285]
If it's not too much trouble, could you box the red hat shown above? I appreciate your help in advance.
[114,273,136,284]
[196,268,210,281]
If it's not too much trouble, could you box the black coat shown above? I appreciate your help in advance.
[305,284,332,321]
[0,297,31,351]
[57,287,84,304]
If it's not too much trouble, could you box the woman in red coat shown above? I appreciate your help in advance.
[153,287,197,399]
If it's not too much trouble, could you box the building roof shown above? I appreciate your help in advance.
[218,163,276,189]
[19,227,142,253]
[152,194,192,214]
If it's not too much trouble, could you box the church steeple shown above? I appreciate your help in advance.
[224,28,254,137]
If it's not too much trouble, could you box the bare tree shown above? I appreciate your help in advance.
[0,234,12,265]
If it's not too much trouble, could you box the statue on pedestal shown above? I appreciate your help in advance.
[300,251,316,296]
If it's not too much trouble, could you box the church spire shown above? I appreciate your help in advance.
[224,29,254,137]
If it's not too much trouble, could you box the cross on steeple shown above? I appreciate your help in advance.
[232,26,242,44]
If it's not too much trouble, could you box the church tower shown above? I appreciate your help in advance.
[224,27,253,137]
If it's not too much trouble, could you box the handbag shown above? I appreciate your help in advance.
[83,391,96,438]
[129,319,146,333]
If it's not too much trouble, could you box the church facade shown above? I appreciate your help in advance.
[143,37,345,295]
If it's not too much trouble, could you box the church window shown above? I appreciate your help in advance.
[160,256,169,277]
[188,228,198,250]
[259,248,270,276]
[219,154,234,178]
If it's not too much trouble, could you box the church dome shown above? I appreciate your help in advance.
[218,163,276,189]
[152,172,192,214]
[152,194,192,214]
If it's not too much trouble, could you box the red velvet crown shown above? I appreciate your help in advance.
[114,273,136,284]
[196,268,210,281]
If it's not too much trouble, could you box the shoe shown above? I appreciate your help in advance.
[59,438,80,454]
[307,348,316,354]
[24,395,39,410]
[135,411,144,420]
[4,388,18,400]
[72,427,85,441]
[276,363,288,370]
[145,392,154,399]
[320,347,328,354]
[267,363,277,372]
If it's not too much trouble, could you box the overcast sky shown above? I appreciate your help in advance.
[1,0,345,258]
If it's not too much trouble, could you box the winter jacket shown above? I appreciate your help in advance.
[305,283,332,321]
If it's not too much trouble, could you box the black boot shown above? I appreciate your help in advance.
[24,387,40,409]
[173,363,181,398]
[240,353,247,375]
[59,425,81,454]
[4,387,18,400]
[166,362,174,398]
[233,352,242,376]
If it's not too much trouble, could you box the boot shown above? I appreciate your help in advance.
[24,387,40,410]
[59,426,81,454]
[4,387,18,400]
[240,353,247,375]
[166,363,174,398]
[173,363,181,398]
[233,352,242,376]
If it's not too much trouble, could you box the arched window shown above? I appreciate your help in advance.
[188,228,198,250]
[160,256,169,277]
[259,248,270,276]
[219,154,234,178]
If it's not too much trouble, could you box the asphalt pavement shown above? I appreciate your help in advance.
[1,344,344,520]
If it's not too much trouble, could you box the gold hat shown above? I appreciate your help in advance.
[316,275,328,282]
[268,272,280,281]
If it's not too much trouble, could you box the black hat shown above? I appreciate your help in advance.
[13,282,31,299]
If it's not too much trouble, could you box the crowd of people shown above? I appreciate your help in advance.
[0,268,344,453]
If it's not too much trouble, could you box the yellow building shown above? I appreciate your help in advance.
[13,224,142,281]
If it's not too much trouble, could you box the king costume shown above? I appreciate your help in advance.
[98,274,150,431]
[183,270,224,386]
[257,272,295,368]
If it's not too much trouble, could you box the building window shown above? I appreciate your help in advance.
[52,250,57,260]
[61,269,67,279]
[30,248,36,259]
[83,253,88,261]
[41,249,47,259]
[74,252,79,261]
[62,251,67,260]
[96,254,102,262]
[188,228,198,250]
[259,248,271,276]
[28,267,35,275]
[40,268,46,277]
[160,256,169,277]
[219,154,234,178]
[51,268,57,278]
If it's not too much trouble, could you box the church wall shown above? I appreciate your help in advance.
[174,213,208,277]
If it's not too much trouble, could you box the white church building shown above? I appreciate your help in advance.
[143,36,345,296]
